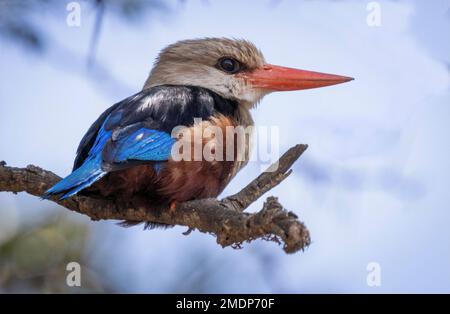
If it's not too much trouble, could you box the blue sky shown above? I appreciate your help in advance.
[1,0,449,292]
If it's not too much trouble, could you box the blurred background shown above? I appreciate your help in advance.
[0,0,449,293]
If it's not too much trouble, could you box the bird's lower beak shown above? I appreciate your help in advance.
[240,64,354,91]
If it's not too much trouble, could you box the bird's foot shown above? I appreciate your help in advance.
[168,200,178,215]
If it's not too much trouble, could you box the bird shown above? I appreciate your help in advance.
[43,38,353,214]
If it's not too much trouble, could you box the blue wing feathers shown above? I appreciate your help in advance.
[43,120,112,200]
[113,128,175,162]
[42,154,106,200]
[43,115,175,199]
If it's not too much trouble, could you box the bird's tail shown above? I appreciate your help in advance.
[42,154,107,200]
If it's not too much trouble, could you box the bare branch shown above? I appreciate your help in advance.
[222,144,308,211]
[0,145,310,254]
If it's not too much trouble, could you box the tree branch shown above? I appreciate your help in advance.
[0,144,310,254]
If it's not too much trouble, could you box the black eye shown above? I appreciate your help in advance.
[217,57,241,74]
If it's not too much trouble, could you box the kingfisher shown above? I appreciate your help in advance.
[44,38,353,210]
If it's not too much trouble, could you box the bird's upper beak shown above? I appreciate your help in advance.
[239,64,354,91]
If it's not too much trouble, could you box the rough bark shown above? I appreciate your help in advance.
[0,144,310,254]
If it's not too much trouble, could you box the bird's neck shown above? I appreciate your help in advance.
[233,103,254,127]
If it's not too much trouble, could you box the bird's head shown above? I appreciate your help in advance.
[144,38,353,108]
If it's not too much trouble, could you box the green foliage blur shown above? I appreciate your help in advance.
[0,214,110,293]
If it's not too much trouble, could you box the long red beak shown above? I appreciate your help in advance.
[240,64,354,91]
